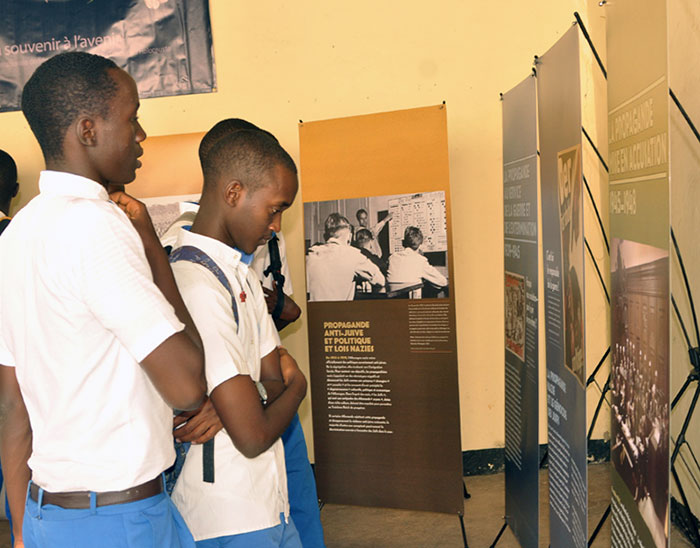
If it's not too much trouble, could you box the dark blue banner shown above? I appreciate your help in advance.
[502,74,540,548]
[0,0,215,112]
[538,25,588,548]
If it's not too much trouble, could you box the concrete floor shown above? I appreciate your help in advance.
[0,464,694,547]
[320,463,695,547]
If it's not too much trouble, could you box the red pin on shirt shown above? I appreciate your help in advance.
[239,290,247,302]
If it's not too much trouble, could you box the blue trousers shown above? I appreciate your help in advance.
[22,482,195,547]
[282,414,325,548]
[0,464,13,544]
[196,513,301,547]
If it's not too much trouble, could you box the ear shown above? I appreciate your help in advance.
[75,116,97,147]
[224,180,244,207]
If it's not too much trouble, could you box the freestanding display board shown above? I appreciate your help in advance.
[502,75,540,548]
[607,2,671,546]
[537,25,588,548]
[299,106,463,515]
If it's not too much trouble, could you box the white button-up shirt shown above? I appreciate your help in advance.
[306,238,385,302]
[386,247,448,287]
[168,228,287,541]
[0,171,184,492]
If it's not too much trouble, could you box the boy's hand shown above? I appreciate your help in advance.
[278,347,307,401]
[262,285,278,315]
[173,397,223,444]
[108,189,158,245]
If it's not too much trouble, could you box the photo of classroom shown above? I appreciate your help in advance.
[304,191,449,302]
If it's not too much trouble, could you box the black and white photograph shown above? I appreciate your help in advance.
[304,191,449,302]
[141,194,201,239]
[611,238,669,548]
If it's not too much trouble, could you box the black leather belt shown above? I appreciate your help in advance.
[29,476,163,509]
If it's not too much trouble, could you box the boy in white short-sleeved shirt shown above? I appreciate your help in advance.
[169,128,306,547]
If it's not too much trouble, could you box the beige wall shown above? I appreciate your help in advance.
[1,0,610,456]
[669,0,700,518]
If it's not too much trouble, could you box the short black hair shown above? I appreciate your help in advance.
[21,52,119,162]
[323,213,352,241]
[356,208,368,220]
[202,129,296,194]
[402,226,423,250]
[199,118,278,165]
[0,149,18,205]
[354,227,373,246]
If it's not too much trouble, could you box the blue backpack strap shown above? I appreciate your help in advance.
[168,245,243,485]
[169,245,239,328]
[0,217,11,236]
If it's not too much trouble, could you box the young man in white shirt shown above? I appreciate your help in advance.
[168,129,306,547]
[160,120,323,545]
[0,52,206,548]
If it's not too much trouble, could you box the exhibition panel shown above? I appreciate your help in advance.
[299,106,463,517]
[537,25,589,548]
[502,75,540,548]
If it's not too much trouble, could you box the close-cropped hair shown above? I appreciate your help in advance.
[355,208,367,220]
[402,226,423,250]
[0,149,18,204]
[21,52,119,162]
[354,228,373,246]
[198,118,278,165]
[323,213,352,241]
[201,129,296,193]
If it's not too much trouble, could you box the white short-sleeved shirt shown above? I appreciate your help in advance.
[168,228,287,541]
[386,247,448,287]
[0,171,184,492]
[306,238,385,301]
[161,203,293,296]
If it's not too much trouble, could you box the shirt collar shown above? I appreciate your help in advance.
[174,227,249,269]
[38,171,109,201]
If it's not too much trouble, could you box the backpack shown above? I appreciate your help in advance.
[263,234,286,320]
[164,245,240,494]
[0,216,11,236]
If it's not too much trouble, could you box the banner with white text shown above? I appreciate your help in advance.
[538,25,588,548]
[0,0,215,112]
[607,2,671,546]
[502,74,540,548]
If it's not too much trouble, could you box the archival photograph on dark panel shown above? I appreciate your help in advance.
[611,238,669,547]
[304,191,449,302]
[557,144,585,385]
[505,271,526,361]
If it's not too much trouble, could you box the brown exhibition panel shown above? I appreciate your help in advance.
[299,106,463,514]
